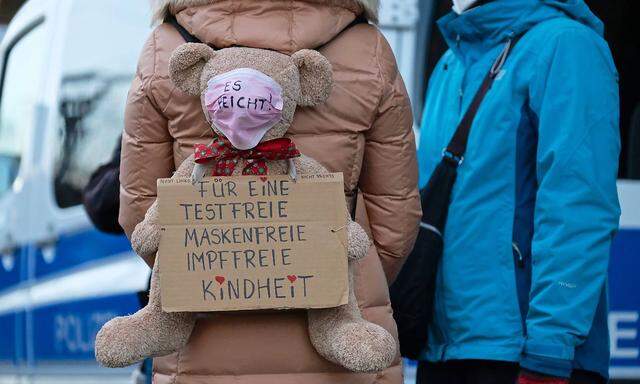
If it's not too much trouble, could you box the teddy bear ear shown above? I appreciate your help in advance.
[291,49,333,107]
[169,43,216,96]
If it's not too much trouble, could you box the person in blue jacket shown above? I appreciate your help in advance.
[416,0,620,383]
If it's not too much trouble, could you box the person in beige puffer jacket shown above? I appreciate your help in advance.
[120,1,421,383]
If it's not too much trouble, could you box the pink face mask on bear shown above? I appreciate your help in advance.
[204,68,284,150]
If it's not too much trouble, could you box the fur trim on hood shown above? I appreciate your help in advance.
[150,0,379,25]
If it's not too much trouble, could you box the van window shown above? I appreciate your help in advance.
[53,0,149,208]
[0,23,47,197]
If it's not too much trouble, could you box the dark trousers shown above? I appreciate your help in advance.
[416,360,607,384]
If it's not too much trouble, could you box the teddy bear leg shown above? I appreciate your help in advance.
[94,258,196,367]
[307,273,396,373]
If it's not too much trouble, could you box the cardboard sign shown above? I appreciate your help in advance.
[157,173,349,312]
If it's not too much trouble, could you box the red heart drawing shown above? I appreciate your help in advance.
[260,176,268,182]
[287,275,297,283]
[215,276,225,285]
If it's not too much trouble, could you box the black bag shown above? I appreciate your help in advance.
[389,36,523,360]
[82,139,124,234]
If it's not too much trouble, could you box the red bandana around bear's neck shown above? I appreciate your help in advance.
[194,136,300,176]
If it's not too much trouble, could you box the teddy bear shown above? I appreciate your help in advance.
[94,43,397,373]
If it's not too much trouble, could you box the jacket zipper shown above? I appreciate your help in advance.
[512,241,528,336]
[512,242,524,268]
[456,34,464,115]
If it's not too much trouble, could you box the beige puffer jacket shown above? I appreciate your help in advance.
[120,1,421,383]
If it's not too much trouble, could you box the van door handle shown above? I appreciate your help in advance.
[1,247,17,272]
[38,238,58,264]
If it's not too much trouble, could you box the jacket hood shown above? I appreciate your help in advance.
[150,0,376,54]
[150,0,379,24]
[438,0,604,63]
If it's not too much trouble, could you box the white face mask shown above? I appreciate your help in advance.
[452,0,478,14]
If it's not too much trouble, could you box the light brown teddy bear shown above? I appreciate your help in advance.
[94,43,397,373]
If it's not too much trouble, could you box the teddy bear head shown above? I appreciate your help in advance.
[169,43,333,149]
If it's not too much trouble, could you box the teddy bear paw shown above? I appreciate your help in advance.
[346,221,371,261]
[314,320,396,373]
[94,312,194,367]
[131,223,161,259]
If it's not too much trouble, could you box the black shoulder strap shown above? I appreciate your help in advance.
[165,14,367,48]
[345,15,368,31]
[443,35,524,165]
[164,15,202,44]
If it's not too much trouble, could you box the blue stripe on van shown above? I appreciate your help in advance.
[35,229,132,279]
[0,312,16,362]
[0,247,24,292]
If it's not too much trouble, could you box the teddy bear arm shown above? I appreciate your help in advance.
[131,200,160,260]
[131,156,196,260]
[174,154,197,178]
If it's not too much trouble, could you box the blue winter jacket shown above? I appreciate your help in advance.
[417,0,620,379]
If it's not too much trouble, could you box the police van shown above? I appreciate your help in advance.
[0,1,637,383]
